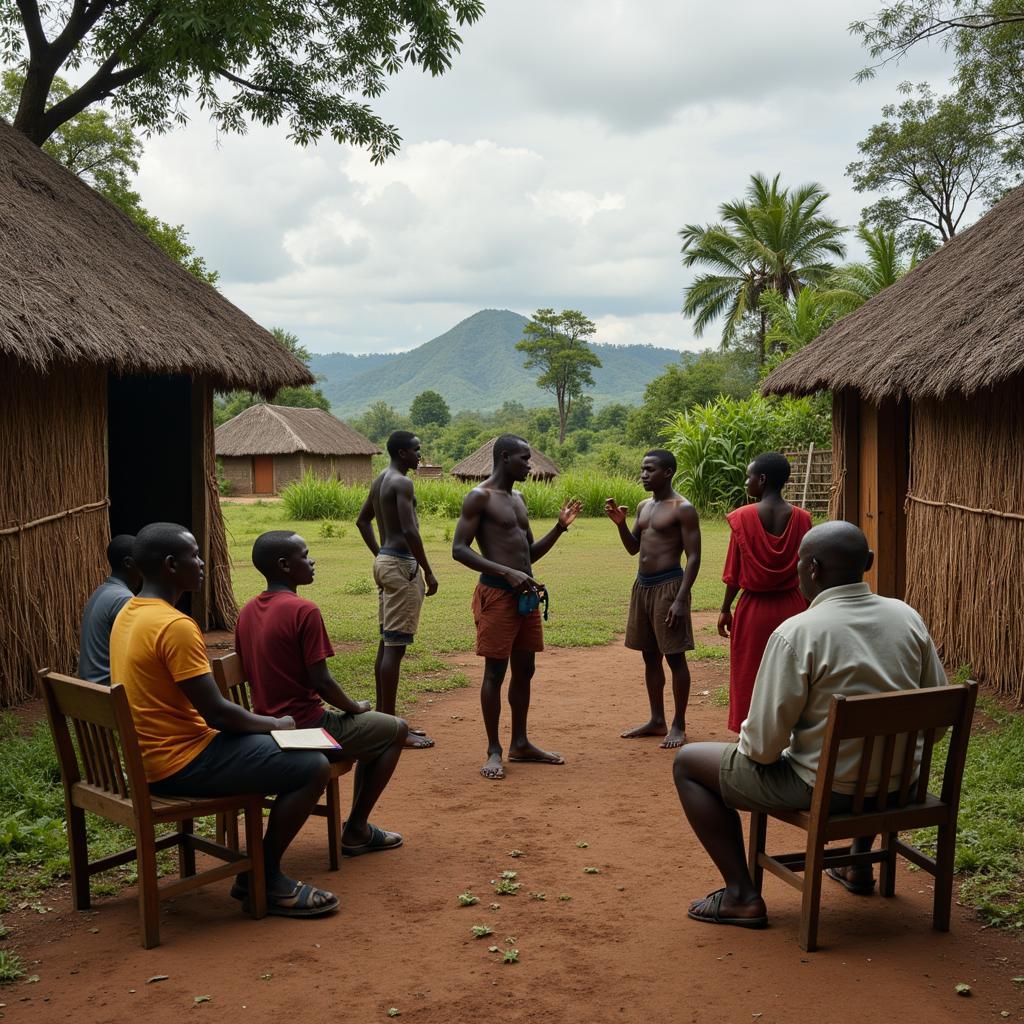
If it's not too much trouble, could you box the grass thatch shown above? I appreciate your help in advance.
[450,437,559,481]
[762,185,1024,403]
[215,404,380,457]
[0,118,311,397]
[904,381,1024,704]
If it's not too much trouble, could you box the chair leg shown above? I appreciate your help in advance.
[136,826,161,949]
[244,803,267,920]
[177,818,197,878]
[214,811,226,846]
[747,811,766,894]
[879,832,898,897]
[932,823,955,932]
[67,805,91,910]
[799,837,825,953]
[326,776,342,871]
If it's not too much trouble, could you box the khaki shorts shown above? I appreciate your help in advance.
[719,744,854,814]
[624,575,694,655]
[374,552,425,646]
[318,708,401,762]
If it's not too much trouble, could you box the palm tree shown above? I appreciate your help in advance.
[680,173,847,364]
[829,223,920,308]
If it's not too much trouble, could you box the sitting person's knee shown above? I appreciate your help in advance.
[310,752,331,788]
[394,717,409,744]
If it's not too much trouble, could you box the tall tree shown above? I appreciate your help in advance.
[410,389,451,428]
[0,0,484,157]
[1,69,217,283]
[847,83,1009,245]
[829,223,921,307]
[679,173,846,365]
[516,308,602,444]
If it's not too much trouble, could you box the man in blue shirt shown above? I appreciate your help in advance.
[78,534,142,684]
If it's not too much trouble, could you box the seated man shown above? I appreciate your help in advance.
[78,534,142,684]
[673,521,946,928]
[235,531,406,856]
[110,522,337,918]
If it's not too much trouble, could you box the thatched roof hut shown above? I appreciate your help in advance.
[450,438,560,481]
[0,118,310,704]
[216,404,379,494]
[763,184,1024,702]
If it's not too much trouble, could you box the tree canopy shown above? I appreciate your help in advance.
[1,0,484,158]
[410,389,451,428]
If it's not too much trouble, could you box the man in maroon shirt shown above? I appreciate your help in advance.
[235,531,407,856]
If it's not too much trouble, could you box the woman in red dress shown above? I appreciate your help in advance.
[718,452,813,732]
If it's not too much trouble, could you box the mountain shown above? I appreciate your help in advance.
[309,309,682,417]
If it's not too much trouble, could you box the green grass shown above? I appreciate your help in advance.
[0,948,25,984]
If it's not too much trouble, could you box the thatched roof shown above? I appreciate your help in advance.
[0,118,311,395]
[450,437,559,480]
[215,403,380,457]
[762,185,1024,402]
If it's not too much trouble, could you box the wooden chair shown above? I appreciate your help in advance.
[38,669,267,949]
[747,681,977,951]
[211,653,354,869]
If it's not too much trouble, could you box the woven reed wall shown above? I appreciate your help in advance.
[905,380,1024,703]
[204,383,239,631]
[0,361,108,705]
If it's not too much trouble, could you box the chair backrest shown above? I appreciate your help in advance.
[211,652,253,711]
[815,682,978,815]
[38,668,148,804]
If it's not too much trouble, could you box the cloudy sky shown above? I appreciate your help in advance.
[135,1,954,355]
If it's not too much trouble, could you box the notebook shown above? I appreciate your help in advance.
[270,728,342,751]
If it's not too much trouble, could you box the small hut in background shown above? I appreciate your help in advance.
[763,185,1024,703]
[450,438,560,482]
[216,404,379,494]
[0,119,310,705]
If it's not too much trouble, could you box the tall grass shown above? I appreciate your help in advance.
[279,470,649,521]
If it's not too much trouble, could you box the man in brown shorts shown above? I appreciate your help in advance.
[605,449,701,748]
[357,430,439,748]
[452,434,581,780]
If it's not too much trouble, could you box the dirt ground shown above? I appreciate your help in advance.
[4,626,1023,1023]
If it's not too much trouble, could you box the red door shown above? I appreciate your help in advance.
[253,455,274,494]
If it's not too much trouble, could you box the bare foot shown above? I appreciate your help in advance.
[620,719,668,739]
[404,732,435,749]
[480,752,505,780]
[508,742,564,765]
[659,725,687,749]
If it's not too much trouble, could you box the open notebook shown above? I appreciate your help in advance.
[270,728,341,751]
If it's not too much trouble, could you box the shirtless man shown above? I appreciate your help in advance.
[452,434,581,780]
[357,430,439,748]
[604,449,701,748]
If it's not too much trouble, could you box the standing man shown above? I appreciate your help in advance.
[452,434,581,780]
[357,430,438,748]
[78,534,142,684]
[604,449,701,749]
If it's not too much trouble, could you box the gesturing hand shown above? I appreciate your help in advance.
[504,568,541,594]
[559,498,583,529]
[604,497,627,525]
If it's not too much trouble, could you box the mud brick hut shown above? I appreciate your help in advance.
[0,119,311,706]
[763,185,1024,703]
[215,403,380,494]
[450,438,560,482]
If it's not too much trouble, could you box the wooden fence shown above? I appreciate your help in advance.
[784,446,832,517]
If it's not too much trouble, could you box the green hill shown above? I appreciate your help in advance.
[309,309,681,417]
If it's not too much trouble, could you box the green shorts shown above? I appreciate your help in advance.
[317,709,401,763]
[719,744,854,814]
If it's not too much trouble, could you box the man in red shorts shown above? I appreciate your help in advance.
[452,434,581,780]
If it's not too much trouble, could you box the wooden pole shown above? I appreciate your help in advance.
[801,443,814,509]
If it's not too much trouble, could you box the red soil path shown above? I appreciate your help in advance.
[4,633,1023,1023]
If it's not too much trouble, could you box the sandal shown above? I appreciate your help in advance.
[687,888,768,929]
[826,866,876,896]
[341,822,403,857]
[234,877,338,917]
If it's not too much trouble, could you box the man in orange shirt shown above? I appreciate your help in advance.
[110,522,336,918]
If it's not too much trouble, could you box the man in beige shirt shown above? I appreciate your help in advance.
[673,521,946,929]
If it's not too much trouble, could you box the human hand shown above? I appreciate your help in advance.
[604,497,628,525]
[425,571,439,596]
[558,498,582,530]
[351,700,372,715]
[665,600,687,629]
[275,715,296,730]
[717,610,732,638]
[503,568,540,593]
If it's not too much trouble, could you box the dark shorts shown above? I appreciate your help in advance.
[624,570,694,655]
[149,733,326,798]
[317,708,401,762]
[719,744,855,815]
[472,583,544,660]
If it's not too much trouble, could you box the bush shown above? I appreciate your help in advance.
[663,395,830,515]
[280,473,366,520]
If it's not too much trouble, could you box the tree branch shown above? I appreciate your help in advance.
[214,67,294,98]
[16,0,48,55]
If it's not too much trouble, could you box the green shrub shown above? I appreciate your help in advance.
[0,949,25,984]
[280,473,366,520]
